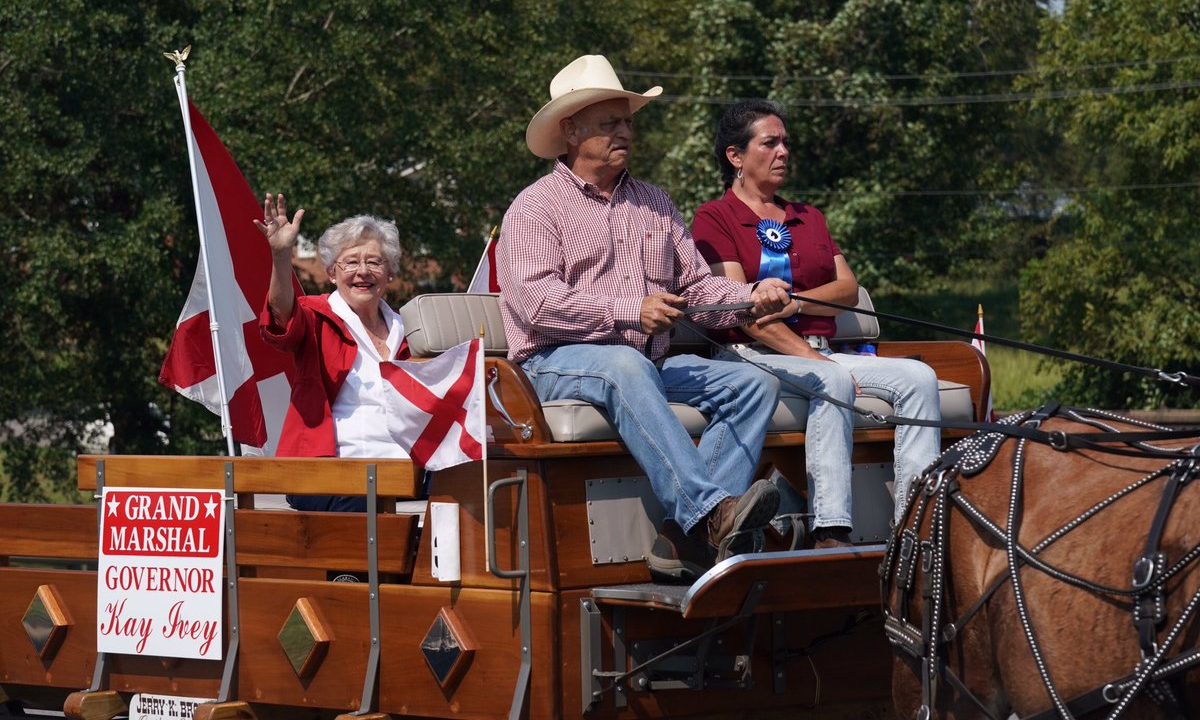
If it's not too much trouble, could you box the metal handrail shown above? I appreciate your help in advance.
[487,367,533,441]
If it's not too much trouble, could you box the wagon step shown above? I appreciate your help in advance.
[577,545,887,712]
[592,544,886,620]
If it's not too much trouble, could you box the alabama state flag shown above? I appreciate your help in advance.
[379,339,485,471]
[158,101,297,453]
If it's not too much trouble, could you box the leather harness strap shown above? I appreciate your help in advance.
[883,406,1200,719]
[678,316,1200,461]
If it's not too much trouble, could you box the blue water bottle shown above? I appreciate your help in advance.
[858,343,877,356]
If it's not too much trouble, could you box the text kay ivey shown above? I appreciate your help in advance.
[99,598,218,655]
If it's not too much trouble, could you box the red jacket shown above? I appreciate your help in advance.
[259,294,408,457]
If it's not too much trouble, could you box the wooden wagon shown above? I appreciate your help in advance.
[0,292,989,719]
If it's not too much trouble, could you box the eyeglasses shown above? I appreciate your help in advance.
[336,258,387,274]
[598,117,634,133]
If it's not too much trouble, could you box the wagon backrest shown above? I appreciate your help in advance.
[399,288,880,358]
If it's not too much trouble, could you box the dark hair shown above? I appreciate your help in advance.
[714,99,786,188]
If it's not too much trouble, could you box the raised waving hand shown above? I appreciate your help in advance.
[254,193,305,255]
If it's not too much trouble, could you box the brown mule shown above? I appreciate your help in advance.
[884,409,1200,720]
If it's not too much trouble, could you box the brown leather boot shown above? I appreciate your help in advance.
[811,526,854,550]
[646,520,713,584]
[705,479,781,562]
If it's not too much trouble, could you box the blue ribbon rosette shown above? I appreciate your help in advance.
[755,218,797,323]
[755,218,792,253]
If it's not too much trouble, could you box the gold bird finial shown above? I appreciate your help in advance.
[163,45,192,67]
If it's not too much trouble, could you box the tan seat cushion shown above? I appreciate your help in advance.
[543,380,973,442]
[399,292,973,443]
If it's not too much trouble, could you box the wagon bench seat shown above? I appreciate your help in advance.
[399,292,985,445]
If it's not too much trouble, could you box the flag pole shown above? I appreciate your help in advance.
[976,303,985,354]
[479,323,491,571]
[166,46,237,457]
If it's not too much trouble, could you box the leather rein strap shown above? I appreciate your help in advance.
[787,293,1200,390]
[681,294,1200,389]
[674,316,1200,461]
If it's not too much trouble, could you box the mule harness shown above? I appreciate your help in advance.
[680,295,1200,718]
[881,404,1200,720]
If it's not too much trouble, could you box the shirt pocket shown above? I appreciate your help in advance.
[641,228,675,290]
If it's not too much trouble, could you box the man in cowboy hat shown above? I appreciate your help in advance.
[497,54,795,582]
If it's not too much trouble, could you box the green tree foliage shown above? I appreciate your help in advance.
[768,0,1045,292]
[1,1,1197,502]
[624,1,1045,294]
[0,0,630,496]
[0,3,210,501]
[1020,0,1200,408]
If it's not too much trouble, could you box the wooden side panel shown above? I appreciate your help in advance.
[235,511,417,575]
[0,571,558,720]
[77,457,420,498]
[374,586,559,720]
[0,504,418,575]
[0,569,102,691]
[411,460,556,592]
[879,340,990,421]
[1,505,97,561]
[546,456,662,590]
[546,448,902,592]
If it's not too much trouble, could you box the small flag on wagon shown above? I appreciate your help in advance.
[972,304,996,421]
[379,339,486,471]
[466,226,501,293]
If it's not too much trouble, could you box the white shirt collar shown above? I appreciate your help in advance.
[327,291,403,361]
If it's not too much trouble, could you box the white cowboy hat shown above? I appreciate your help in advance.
[525,55,663,159]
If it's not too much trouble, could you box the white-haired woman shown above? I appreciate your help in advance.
[257,193,409,512]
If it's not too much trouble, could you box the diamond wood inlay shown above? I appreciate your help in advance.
[420,607,477,689]
[277,597,332,680]
[22,584,72,661]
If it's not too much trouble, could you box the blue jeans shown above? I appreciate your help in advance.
[521,344,780,533]
[718,346,941,526]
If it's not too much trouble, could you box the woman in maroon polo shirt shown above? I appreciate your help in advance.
[691,99,942,546]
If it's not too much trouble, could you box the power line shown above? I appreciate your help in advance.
[794,181,1200,197]
[655,78,1200,108]
[618,55,1200,84]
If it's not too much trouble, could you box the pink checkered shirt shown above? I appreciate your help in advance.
[499,160,753,363]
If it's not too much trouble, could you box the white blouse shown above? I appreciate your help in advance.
[328,292,409,459]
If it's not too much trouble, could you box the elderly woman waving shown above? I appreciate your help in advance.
[257,193,409,512]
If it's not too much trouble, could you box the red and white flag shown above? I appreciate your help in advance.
[971,304,996,421]
[466,228,500,293]
[379,339,485,471]
[158,102,296,454]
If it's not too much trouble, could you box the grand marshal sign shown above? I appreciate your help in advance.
[97,488,225,659]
